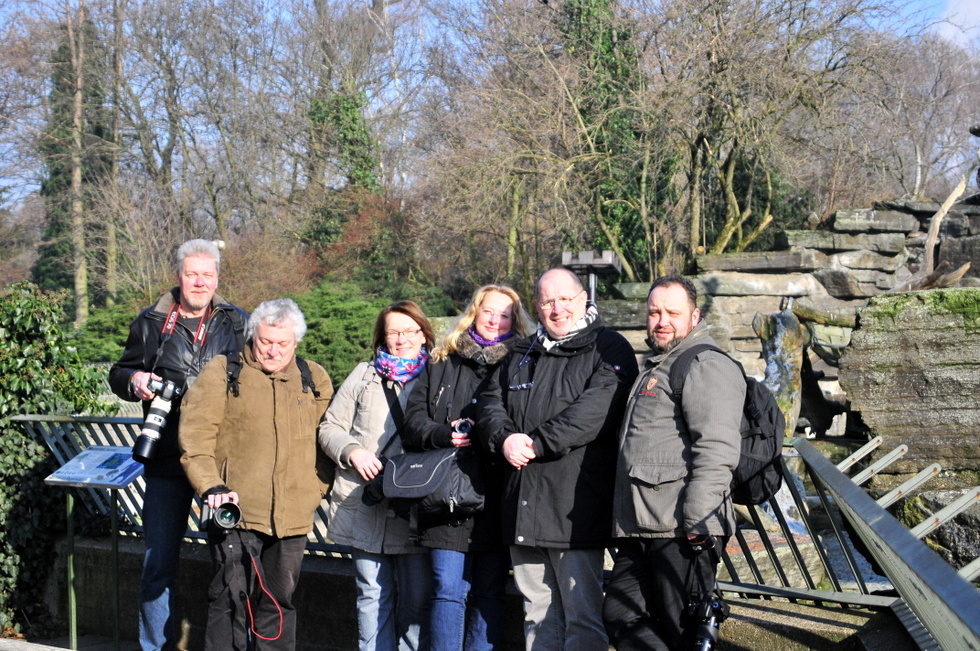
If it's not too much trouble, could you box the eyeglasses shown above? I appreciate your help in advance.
[537,291,584,312]
[385,328,422,340]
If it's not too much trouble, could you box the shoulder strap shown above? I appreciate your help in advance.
[295,356,320,398]
[225,352,244,397]
[669,343,744,401]
[220,309,248,397]
[379,380,404,458]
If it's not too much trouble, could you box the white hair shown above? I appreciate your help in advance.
[247,298,307,343]
[176,239,221,274]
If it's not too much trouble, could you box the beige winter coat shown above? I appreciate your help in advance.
[317,361,424,555]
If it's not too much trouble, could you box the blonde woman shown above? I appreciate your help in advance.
[403,285,533,651]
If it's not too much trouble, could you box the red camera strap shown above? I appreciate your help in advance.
[160,302,211,346]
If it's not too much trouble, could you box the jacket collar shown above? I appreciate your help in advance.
[243,343,298,381]
[515,311,606,357]
[456,329,514,366]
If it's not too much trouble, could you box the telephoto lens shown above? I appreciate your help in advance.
[132,379,181,463]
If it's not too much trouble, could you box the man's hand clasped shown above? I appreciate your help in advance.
[503,433,536,469]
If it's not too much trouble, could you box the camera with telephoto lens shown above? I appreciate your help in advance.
[687,591,729,651]
[202,501,243,530]
[132,378,181,463]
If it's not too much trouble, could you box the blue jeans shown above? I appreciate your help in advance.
[139,475,195,651]
[353,550,432,651]
[430,549,471,651]
[465,549,510,651]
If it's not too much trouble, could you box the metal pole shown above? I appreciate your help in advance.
[588,272,598,303]
[112,489,120,651]
[67,492,77,650]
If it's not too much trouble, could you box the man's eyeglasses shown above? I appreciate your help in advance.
[537,291,584,312]
[385,328,422,340]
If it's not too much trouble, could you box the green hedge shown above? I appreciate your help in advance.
[0,283,115,636]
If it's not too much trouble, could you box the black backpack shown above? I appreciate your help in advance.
[225,353,320,398]
[668,343,785,505]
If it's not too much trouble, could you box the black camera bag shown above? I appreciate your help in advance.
[383,446,485,526]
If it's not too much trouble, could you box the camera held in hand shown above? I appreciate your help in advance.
[202,501,243,530]
[132,378,181,463]
[453,419,472,435]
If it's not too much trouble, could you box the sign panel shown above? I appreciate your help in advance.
[45,445,142,489]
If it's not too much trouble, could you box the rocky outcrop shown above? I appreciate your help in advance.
[838,288,980,482]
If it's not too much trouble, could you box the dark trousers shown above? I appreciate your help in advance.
[206,528,307,651]
[603,538,720,651]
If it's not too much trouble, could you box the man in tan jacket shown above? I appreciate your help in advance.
[180,298,333,651]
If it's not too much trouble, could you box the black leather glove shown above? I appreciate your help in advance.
[688,533,716,554]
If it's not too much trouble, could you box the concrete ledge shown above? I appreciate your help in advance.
[39,537,915,651]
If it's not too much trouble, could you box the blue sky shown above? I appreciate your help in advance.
[913,0,980,43]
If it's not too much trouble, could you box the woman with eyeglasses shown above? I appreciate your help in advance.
[402,285,533,651]
[318,300,435,651]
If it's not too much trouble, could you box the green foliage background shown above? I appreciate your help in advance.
[294,278,456,383]
[0,283,116,635]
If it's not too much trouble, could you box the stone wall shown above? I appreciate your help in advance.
[837,288,980,482]
[604,199,980,384]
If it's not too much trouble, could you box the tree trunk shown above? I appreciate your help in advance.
[68,0,89,327]
[105,0,126,306]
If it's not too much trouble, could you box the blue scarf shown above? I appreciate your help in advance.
[375,346,428,383]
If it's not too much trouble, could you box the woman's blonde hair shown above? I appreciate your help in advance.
[432,285,533,362]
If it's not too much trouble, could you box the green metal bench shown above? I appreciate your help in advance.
[15,414,343,555]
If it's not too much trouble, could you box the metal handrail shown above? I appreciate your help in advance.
[795,438,980,651]
[15,414,349,556]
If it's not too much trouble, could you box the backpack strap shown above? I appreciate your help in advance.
[222,308,248,398]
[295,356,320,398]
[225,353,244,397]
[226,353,319,398]
[230,308,247,358]
[668,343,744,401]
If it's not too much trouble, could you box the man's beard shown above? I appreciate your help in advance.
[646,334,683,355]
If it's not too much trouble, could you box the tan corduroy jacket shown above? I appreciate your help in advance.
[180,346,333,538]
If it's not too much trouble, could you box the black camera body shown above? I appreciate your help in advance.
[132,378,182,463]
[687,591,729,651]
